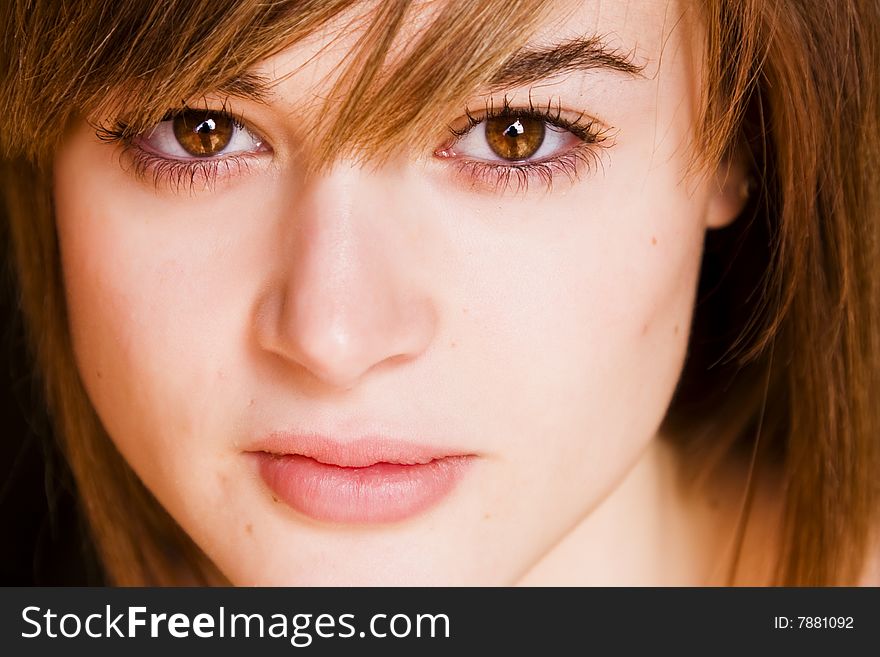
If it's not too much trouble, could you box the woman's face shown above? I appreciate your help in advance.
[53,0,743,584]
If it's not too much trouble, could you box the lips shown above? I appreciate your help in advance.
[248,434,473,524]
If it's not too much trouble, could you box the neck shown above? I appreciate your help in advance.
[514,436,778,586]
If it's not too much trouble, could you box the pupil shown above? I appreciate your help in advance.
[503,120,524,138]
[195,118,216,134]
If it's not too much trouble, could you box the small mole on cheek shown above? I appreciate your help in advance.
[245,523,253,535]
[272,495,278,503]
[483,513,491,520]
[450,341,457,348]
[651,236,658,246]
[674,324,680,335]
[248,398,255,407]
[642,323,649,336]
[96,370,103,379]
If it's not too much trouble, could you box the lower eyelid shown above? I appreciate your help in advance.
[446,140,609,195]
[119,143,267,193]
[133,137,269,161]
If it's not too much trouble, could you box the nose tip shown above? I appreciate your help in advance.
[291,326,371,389]
[256,273,436,391]
[276,308,428,390]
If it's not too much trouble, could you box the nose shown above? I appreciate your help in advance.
[255,162,437,390]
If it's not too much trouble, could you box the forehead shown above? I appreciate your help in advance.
[256,0,689,91]
[533,0,686,60]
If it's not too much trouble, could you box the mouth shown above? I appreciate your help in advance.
[247,434,474,524]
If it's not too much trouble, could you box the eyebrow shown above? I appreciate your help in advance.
[487,36,645,90]
[210,35,644,107]
[213,71,276,104]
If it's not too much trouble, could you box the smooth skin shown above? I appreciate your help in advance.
[53,0,769,585]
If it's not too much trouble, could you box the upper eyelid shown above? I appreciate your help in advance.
[154,108,250,136]
[100,98,262,144]
[448,96,605,137]
[118,95,589,145]
[445,111,609,156]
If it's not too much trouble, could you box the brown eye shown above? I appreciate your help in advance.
[172,111,234,157]
[484,116,545,161]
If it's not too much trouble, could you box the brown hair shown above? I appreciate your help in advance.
[1,0,878,585]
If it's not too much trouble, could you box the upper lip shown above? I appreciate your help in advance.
[247,432,471,468]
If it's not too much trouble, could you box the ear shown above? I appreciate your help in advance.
[705,146,752,230]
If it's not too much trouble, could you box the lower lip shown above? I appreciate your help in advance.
[255,453,471,524]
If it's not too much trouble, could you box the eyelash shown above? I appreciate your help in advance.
[443,96,612,194]
[96,108,262,193]
[96,97,611,194]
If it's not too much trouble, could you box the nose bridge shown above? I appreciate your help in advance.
[262,162,434,388]
[296,166,380,313]
[294,168,395,344]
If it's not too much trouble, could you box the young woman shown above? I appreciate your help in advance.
[1,0,878,586]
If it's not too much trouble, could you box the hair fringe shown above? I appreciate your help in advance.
[1,0,878,586]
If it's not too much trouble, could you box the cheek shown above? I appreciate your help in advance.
[445,157,706,497]
[52,130,273,508]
